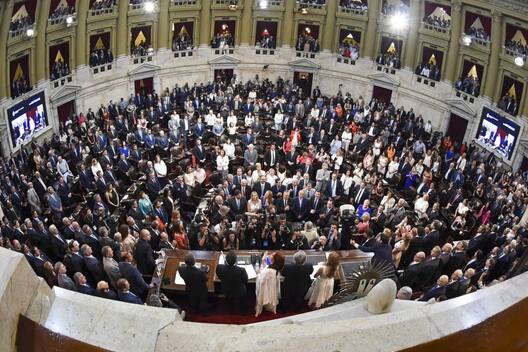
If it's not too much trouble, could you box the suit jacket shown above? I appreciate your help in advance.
[421,284,446,301]
[83,256,106,286]
[178,264,208,310]
[118,291,143,304]
[118,262,149,298]
[292,197,310,221]
[48,235,68,263]
[359,242,393,267]
[77,284,95,295]
[215,264,248,300]
[281,263,314,311]
[264,149,280,167]
[229,197,247,218]
[252,182,271,198]
[399,262,424,291]
[103,257,122,288]
[134,238,156,275]
[325,179,343,199]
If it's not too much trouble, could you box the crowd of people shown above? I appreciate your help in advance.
[423,15,451,29]
[376,52,402,69]
[172,32,193,52]
[255,33,276,49]
[89,49,114,67]
[339,0,367,13]
[381,2,409,16]
[9,15,33,34]
[338,42,360,62]
[131,41,152,57]
[497,93,519,116]
[48,3,75,21]
[466,26,490,41]
[505,39,528,56]
[51,59,71,81]
[297,0,326,7]
[415,63,441,81]
[11,75,31,99]
[0,75,527,316]
[296,33,320,53]
[90,0,117,12]
[455,75,480,97]
[211,33,234,49]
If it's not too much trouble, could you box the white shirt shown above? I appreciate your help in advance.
[414,197,429,216]
[223,143,235,159]
[154,161,167,178]
[216,155,229,171]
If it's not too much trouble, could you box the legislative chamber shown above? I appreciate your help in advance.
[1,0,528,351]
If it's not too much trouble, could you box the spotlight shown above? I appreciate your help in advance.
[228,3,238,10]
[259,0,268,9]
[65,15,74,26]
[26,28,34,37]
[514,56,525,67]
[390,13,408,31]
[462,35,472,46]
[300,7,308,14]
[144,1,155,12]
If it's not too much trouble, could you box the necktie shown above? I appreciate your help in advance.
[356,188,364,204]
[271,151,274,165]
[313,198,318,209]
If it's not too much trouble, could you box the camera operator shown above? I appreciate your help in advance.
[274,214,292,245]
[197,222,220,251]
[283,228,309,250]
[260,219,282,250]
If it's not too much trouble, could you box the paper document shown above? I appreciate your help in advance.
[174,262,202,285]
[241,264,257,280]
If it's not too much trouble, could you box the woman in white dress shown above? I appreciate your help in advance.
[341,127,352,152]
[386,156,400,179]
[223,139,236,160]
[246,191,262,218]
[372,137,383,157]
[255,252,285,317]
[274,110,283,131]
[377,153,389,175]
[251,163,266,184]
[340,169,354,197]
[216,149,230,178]
[305,252,340,308]
[352,164,365,186]
[90,158,103,178]
[226,112,238,136]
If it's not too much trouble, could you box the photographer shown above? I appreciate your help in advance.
[197,223,220,251]
[283,228,309,250]
[260,220,282,250]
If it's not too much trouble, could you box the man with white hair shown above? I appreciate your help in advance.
[396,286,413,300]
[243,144,258,167]
[281,250,314,312]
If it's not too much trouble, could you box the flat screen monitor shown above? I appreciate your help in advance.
[6,91,49,149]
[476,107,520,160]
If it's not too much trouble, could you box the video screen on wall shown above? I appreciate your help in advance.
[476,107,520,160]
[6,91,49,148]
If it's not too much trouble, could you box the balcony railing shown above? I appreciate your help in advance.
[89,6,116,16]
[173,48,196,58]
[422,22,450,34]
[48,13,76,26]
[376,64,397,75]
[455,89,477,104]
[416,75,437,88]
[255,47,277,55]
[51,74,73,89]
[9,24,34,38]
[131,55,154,64]
[338,6,367,16]
[214,0,238,5]
[213,47,235,55]
[296,1,326,10]
[173,0,198,5]
[91,62,114,75]
[336,55,356,65]
[295,51,318,59]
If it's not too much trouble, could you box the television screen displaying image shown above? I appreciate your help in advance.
[476,107,520,160]
[6,91,49,148]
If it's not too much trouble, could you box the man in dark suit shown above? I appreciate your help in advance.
[117,278,143,304]
[252,175,271,199]
[292,190,310,222]
[178,253,209,314]
[353,229,394,268]
[215,251,248,312]
[325,173,343,200]
[48,224,68,263]
[229,190,247,219]
[281,250,313,312]
[134,230,157,276]
[74,272,95,295]
[420,275,449,301]
[399,252,426,291]
[81,244,106,286]
[264,144,280,168]
[351,182,371,206]
[119,252,150,299]
[192,139,207,164]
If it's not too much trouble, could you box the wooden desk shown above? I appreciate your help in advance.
[160,249,373,292]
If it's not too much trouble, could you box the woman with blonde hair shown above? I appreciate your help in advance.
[305,252,340,308]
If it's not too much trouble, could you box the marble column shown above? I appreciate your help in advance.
[363,0,380,59]
[75,0,89,66]
[444,0,462,83]
[403,0,420,69]
[0,0,14,98]
[281,0,296,48]
[158,0,170,49]
[483,11,503,101]
[322,0,337,52]
[199,0,211,47]
[240,0,253,46]
[35,0,51,83]
[116,0,130,57]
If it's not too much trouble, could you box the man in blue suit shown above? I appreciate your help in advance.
[193,117,206,139]
[74,272,95,296]
[353,229,394,268]
[117,278,144,304]
[240,128,255,149]
[292,190,310,222]
[420,275,449,301]
[118,252,150,299]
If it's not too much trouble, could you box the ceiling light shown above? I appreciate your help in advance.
[144,1,155,12]
[259,0,268,9]
[462,35,472,46]
[514,56,525,67]
[390,13,408,31]
[26,28,34,37]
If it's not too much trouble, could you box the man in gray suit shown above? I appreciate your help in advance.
[243,144,258,167]
[102,245,121,289]
[26,182,42,214]
[55,262,76,291]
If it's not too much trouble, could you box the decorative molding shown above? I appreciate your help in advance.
[207,55,242,65]
[287,58,321,72]
[368,72,400,87]
[49,84,82,103]
[445,98,477,117]
[127,63,162,77]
